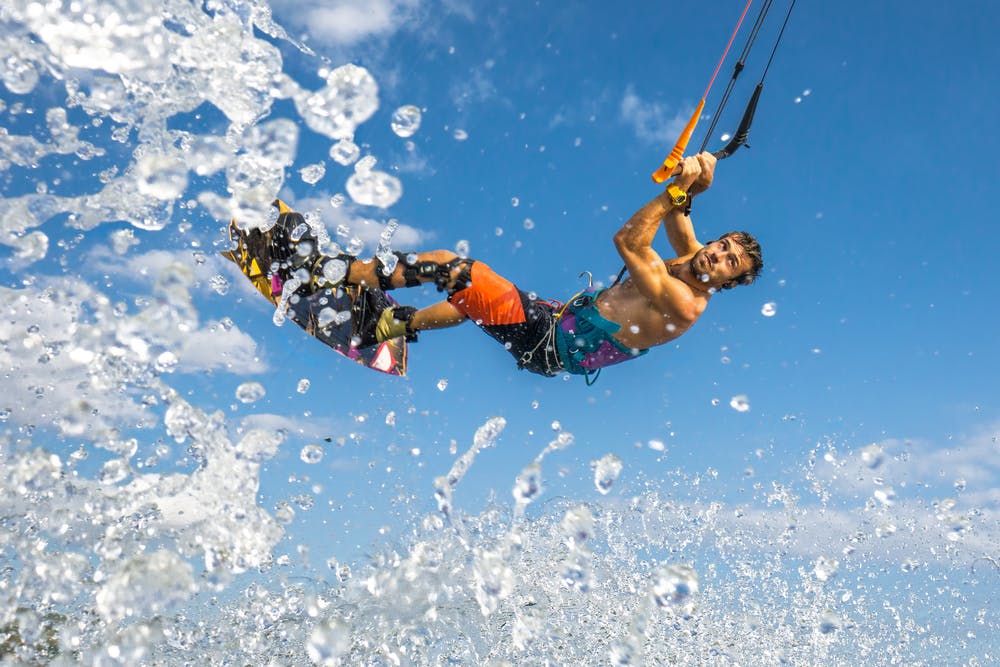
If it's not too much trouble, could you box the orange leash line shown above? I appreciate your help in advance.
[651,0,755,183]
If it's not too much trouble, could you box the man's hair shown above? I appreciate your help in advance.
[719,230,763,290]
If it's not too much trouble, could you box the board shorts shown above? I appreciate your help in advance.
[446,261,564,376]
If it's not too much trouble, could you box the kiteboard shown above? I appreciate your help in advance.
[221,199,408,376]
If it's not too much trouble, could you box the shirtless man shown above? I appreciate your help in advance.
[313,151,762,379]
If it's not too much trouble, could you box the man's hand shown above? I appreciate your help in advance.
[672,152,716,196]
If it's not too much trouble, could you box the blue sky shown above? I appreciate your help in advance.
[1,0,998,660]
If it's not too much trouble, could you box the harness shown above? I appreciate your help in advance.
[515,281,648,385]
[554,289,648,385]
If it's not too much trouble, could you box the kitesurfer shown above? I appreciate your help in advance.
[298,152,761,380]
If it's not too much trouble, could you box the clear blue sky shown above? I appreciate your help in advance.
[1,0,998,661]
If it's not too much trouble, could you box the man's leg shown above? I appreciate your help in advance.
[342,250,465,291]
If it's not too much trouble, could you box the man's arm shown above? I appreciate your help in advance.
[611,153,715,320]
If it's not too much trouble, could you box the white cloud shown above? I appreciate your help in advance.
[271,0,421,46]
[620,84,694,145]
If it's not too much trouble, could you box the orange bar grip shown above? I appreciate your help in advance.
[651,99,705,183]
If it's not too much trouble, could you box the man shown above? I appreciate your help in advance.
[293,152,761,379]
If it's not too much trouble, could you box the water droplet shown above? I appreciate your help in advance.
[154,351,178,373]
[297,379,311,394]
[873,487,896,507]
[954,478,967,491]
[330,193,346,208]
[321,258,348,285]
[860,443,884,469]
[453,128,468,141]
[761,302,777,317]
[454,239,470,257]
[729,394,750,412]
[513,462,543,504]
[345,170,402,208]
[436,379,448,391]
[300,444,324,464]
[307,617,351,664]
[818,611,841,634]
[511,197,520,207]
[235,382,266,404]
[523,218,535,230]
[651,563,698,607]
[329,139,360,166]
[209,274,229,295]
[355,155,377,173]
[390,104,422,137]
[592,454,623,495]
[299,162,326,184]
[813,556,839,582]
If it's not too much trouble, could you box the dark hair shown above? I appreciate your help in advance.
[719,231,763,290]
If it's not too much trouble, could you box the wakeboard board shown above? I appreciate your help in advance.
[221,199,407,376]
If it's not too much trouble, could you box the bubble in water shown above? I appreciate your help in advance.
[345,170,402,208]
[592,454,623,494]
[235,381,265,404]
[813,556,840,582]
[761,302,777,317]
[297,379,311,394]
[299,162,326,185]
[651,563,698,608]
[307,617,351,665]
[860,443,884,469]
[437,378,448,391]
[329,139,360,166]
[300,444,324,464]
[390,104,422,137]
[729,394,750,412]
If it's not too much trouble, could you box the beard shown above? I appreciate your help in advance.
[690,249,710,283]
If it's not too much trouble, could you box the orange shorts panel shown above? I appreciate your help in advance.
[448,262,526,325]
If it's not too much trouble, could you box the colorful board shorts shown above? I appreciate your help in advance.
[447,261,564,376]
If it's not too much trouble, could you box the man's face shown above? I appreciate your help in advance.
[690,236,753,288]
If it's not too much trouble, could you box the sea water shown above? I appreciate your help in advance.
[0,2,996,664]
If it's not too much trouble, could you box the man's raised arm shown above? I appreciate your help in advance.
[611,152,716,319]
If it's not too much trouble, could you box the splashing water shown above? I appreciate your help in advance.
[0,2,996,665]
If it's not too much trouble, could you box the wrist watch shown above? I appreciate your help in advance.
[665,183,688,207]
